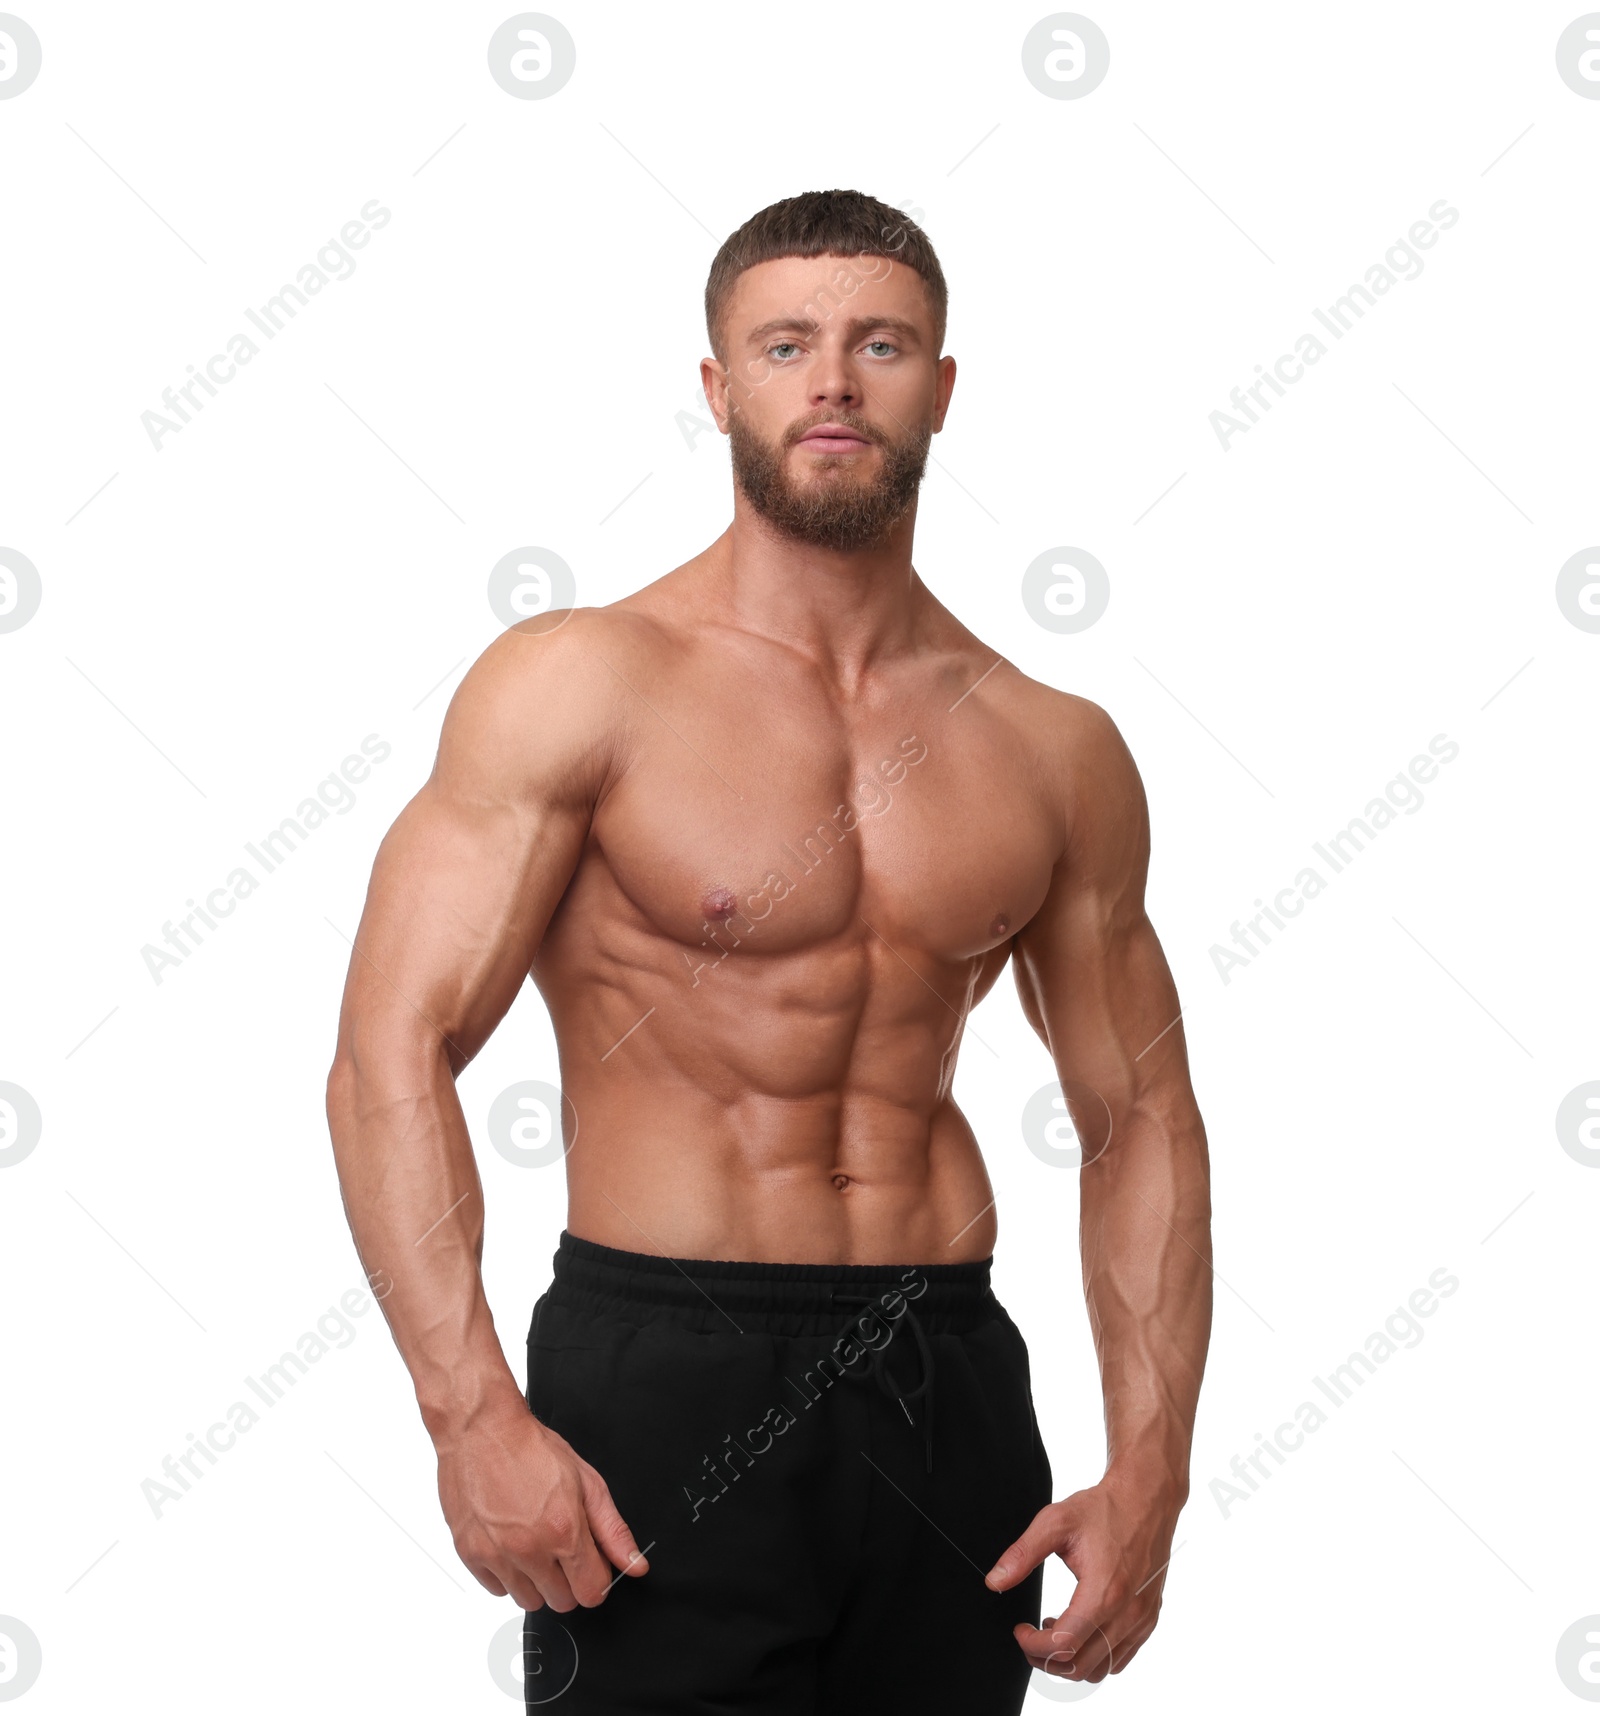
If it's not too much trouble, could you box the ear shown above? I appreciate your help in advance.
[932,354,957,434]
[700,356,734,432]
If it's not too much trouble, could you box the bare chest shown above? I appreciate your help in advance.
[589,699,1061,965]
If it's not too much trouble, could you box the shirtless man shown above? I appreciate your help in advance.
[326,188,1211,1714]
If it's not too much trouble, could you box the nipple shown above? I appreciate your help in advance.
[702,886,737,922]
[990,913,1010,938]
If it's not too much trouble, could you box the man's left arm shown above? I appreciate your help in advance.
[986,697,1213,1686]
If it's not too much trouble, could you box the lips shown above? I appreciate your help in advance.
[795,426,873,451]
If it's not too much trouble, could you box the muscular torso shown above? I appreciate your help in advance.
[526,568,1076,1265]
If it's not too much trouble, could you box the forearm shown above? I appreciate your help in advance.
[1079,1112,1212,1506]
[326,1040,525,1446]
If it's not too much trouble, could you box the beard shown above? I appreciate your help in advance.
[727,405,932,552]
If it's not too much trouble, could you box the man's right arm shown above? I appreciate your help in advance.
[325,612,647,1612]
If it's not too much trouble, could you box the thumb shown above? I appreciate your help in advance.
[985,1501,1065,1591]
[579,1463,650,1576]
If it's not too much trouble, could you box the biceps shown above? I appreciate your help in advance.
[1063,915,1178,1080]
[1018,903,1178,1096]
[339,782,589,1072]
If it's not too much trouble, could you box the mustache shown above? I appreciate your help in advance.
[783,411,890,449]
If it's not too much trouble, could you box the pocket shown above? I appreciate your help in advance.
[1033,1415,1054,1504]
[523,1293,565,1421]
[993,1309,1053,1501]
[993,1305,1036,1394]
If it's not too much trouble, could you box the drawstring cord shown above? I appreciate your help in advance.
[828,1289,936,1473]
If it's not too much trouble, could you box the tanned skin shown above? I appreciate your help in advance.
[326,250,1211,1687]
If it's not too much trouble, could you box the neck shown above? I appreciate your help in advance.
[698,493,927,687]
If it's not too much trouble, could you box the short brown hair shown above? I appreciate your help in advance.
[704,188,948,361]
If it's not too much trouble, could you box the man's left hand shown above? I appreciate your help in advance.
[985,1471,1182,1684]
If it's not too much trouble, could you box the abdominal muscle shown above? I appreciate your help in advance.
[558,1088,1000,1266]
[532,911,1009,1267]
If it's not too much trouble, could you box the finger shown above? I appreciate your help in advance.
[512,1499,612,1610]
[1029,1596,1156,1682]
[496,1529,582,1614]
[1108,1612,1159,1674]
[579,1462,650,1577]
[1009,1613,1098,1681]
[464,1563,511,1600]
[984,1502,1064,1592]
[503,1556,577,1614]
[1021,1644,1081,1683]
[1047,1568,1120,1664]
[1063,1618,1129,1683]
[1011,1600,1112,1676]
[559,1537,622,1608]
[1010,1621,1068,1673]
[1009,1626,1078,1667]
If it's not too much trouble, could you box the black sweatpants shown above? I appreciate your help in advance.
[521,1230,1052,1713]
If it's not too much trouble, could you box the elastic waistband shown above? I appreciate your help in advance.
[543,1229,1000,1337]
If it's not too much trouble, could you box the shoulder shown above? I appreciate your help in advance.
[995,664,1124,752]
[433,604,668,809]
[919,591,1145,857]
[449,602,663,701]
[972,641,1142,801]
[1047,691,1148,872]
[921,593,1124,774]
[983,662,1147,866]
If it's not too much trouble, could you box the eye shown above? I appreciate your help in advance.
[768,341,801,361]
[864,339,897,357]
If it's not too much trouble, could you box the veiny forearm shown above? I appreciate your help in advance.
[1079,1100,1212,1504]
[327,1033,524,1446]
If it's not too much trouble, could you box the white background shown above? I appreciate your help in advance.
[2,2,1596,1710]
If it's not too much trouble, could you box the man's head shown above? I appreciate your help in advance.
[701,189,956,553]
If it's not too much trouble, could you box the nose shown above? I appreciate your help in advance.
[809,343,862,412]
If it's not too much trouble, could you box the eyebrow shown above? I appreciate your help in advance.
[744,314,924,346]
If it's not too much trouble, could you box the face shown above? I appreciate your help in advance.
[703,253,956,552]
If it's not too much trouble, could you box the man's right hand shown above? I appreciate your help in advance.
[435,1394,650,1612]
